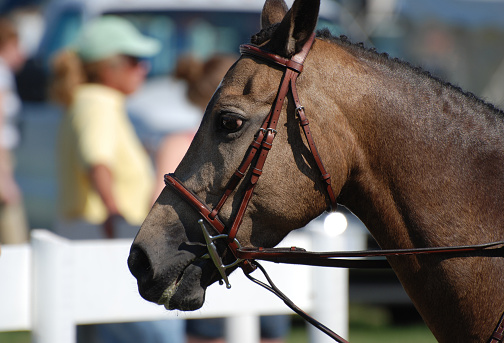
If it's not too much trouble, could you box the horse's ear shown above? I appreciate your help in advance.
[269,0,320,57]
[261,0,289,29]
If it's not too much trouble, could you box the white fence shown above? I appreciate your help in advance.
[0,215,365,343]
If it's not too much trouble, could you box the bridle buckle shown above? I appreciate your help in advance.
[199,219,242,289]
[259,128,278,136]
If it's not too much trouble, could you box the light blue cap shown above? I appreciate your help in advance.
[73,16,161,62]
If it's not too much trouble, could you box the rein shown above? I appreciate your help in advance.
[238,239,504,268]
[164,33,504,342]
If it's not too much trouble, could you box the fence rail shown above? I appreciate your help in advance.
[0,216,360,343]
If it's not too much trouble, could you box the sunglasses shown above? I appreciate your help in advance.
[120,55,149,68]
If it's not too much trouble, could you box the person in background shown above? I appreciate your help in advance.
[155,54,290,343]
[0,15,29,246]
[51,16,157,240]
[50,15,184,343]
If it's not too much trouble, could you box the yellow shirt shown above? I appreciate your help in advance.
[58,84,153,225]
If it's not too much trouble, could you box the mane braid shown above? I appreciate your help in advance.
[248,26,503,116]
[315,28,504,117]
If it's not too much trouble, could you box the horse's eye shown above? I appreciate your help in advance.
[220,114,244,132]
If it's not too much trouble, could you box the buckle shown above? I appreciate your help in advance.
[259,128,278,136]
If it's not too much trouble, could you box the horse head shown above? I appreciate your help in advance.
[127,0,350,311]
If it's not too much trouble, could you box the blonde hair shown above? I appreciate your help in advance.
[175,54,236,109]
[50,50,121,107]
[50,50,84,107]
[0,17,18,50]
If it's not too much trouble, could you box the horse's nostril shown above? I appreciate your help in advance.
[128,245,152,280]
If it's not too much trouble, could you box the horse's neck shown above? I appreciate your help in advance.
[324,42,504,342]
[337,52,504,249]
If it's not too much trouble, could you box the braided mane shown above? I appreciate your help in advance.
[250,26,504,117]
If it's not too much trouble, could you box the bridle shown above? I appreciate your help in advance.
[164,33,504,342]
[164,32,337,286]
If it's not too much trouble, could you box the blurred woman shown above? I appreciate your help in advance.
[50,15,185,343]
[51,16,158,240]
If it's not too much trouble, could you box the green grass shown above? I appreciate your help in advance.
[0,331,30,343]
[287,325,310,343]
[347,305,436,343]
[349,324,436,343]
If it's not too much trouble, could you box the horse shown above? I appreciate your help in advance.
[127,0,504,341]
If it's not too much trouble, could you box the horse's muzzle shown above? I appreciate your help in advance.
[128,244,167,303]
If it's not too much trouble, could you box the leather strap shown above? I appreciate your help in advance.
[490,312,504,343]
[239,44,304,73]
[289,73,338,210]
[236,240,504,268]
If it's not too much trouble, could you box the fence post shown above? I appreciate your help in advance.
[225,315,260,343]
[31,229,76,343]
[308,213,349,343]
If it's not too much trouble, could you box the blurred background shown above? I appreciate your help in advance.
[1,0,503,341]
